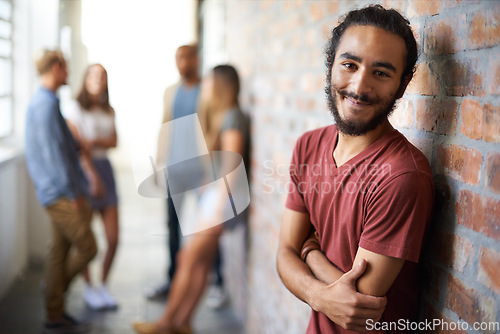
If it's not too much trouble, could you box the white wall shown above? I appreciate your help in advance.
[0,156,27,299]
[0,0,60,300]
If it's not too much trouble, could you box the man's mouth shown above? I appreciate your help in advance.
[337,89,374,106]
[344,96,371,106]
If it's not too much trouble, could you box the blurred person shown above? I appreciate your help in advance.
[133,64,249,334]
[64,64,119,310]
[276,5,434,334]
[25,49,99,333]
[148,44,226,307]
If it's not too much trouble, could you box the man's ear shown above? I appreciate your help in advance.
[396,74,413,99]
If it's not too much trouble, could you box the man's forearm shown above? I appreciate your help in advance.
[276,245,326,312]
[305,249,343,284]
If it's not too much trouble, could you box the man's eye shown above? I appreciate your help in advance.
[375,71,389,77]
[343,63,356,70]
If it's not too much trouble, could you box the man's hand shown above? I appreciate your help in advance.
[70,196,88,212]
[278,209,386,333]
[314,259,387,333]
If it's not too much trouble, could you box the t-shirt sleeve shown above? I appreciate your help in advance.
[285,135,309,213]
[220,109,247,134]
[359,171,434,263]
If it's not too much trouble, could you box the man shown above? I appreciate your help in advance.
[277,5,434,333]
[147,45,227,307]
[25,49,100,333]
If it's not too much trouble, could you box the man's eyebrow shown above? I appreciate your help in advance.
[340,52,397,73]
[372,61,396,73]
[340,52,362,63]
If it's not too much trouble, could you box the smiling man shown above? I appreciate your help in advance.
[277,5,434,334]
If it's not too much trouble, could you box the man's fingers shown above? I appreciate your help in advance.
[342,258,367,283]
[354,293,387,310]
[346,305,385,320]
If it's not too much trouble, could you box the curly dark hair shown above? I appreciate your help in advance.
[325,4,418,88]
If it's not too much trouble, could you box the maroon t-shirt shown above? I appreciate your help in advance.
[286,125,434,334]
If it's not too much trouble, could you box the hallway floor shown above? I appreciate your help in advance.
[0,165,243,334]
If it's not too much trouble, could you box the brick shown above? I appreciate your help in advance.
[478,247,500,295]
[259,0,274,10]
[389,98,413,129]
[309,2,325,22]
[460,99,500,141]
[287,13,303,33]
[406,62,439,96]
[456,190,500,240]
[437,145,482,184]
[443,0,463,9]
[381,0,405,12]
[296,97,316,112]
[423,302,468,334]
[485,153,500,193]
[432,231,473,272]
[477,295,499,332]
[411,22,422,53]
[485,197,500,240]
[467,6,500,50]
[325,1,339,15]
[446,274,482,324]
[490,53,500,95]
[452,235,473,272]
[456,190,486,232]
[416,99,458,135]
[408,0,442,17]
[442,58,486,97]
[424,15,466,54]
[485,103,500,142]
[460,99,484,140]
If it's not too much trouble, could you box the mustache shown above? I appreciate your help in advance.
[337,89,375,104]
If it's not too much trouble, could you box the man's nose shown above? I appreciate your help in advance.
[350,68,373,96]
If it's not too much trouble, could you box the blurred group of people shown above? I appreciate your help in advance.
[25,44,248,334]
[25,4,437,334]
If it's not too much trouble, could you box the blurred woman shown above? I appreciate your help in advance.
[64,64,119,310]
[133,64,248,334]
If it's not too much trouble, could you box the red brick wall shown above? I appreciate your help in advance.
[213,1,500,332]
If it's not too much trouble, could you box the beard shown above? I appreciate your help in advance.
[326,80,398,136]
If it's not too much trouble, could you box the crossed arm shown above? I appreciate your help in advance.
[276,208,405,332]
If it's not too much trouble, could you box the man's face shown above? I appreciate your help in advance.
[327,25,408,136]
[54,60,68,87]
[175,46,198,79]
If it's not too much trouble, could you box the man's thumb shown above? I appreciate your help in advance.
[344,258,367,283]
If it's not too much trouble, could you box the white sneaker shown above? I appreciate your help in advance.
[83,286,106,310]
[98,286,118,309]
[206,285,229,309]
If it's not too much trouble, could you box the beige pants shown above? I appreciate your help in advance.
[44,198,97,319]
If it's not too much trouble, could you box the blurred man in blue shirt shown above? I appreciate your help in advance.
[25,49,99,334]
